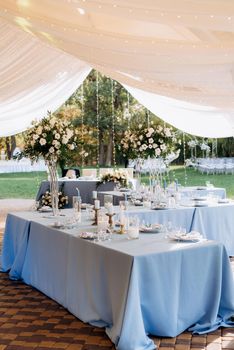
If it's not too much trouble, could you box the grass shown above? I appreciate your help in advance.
[140,166,234,198]
[0,172,47,199]
[0,166,233,199]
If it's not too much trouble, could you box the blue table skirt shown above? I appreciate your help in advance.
[191,204,234,256]
[1,212,234,350]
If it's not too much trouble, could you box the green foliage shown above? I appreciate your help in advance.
[65,70,164,166]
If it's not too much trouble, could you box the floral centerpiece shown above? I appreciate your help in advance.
[18,112,79,215]
[40,190,68,209]
[121,122,180,160]
[99,169,129,188]
[20,112,78,163]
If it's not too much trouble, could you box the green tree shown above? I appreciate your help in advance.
[66,69,163,166]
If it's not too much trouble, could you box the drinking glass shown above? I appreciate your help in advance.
[104,194,113,209]
[73,196,82,222]
[119,200,128,210]
[126,216,139,240]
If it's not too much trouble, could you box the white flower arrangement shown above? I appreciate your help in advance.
[40,190,68,209]
[121,122,180,160]
[99,169,129,187]
[187,140,197,148]
[200,143,210,152]
[18,112,79,163]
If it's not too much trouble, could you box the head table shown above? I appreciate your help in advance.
[36,179,120,206]
[1,209,234,350]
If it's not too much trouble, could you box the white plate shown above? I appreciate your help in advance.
[50,224,65,229]
[168,232,202,242]
[79,232,96,240]
[192,197,207,201]
[38,206,52,212]
[152,206,168,210]
[140,227,162,234]
[194,203,208,207]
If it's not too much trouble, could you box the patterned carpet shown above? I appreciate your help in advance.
[0,227,234,350]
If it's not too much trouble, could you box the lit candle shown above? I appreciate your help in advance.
[119,211,125,225]
[108,204,114,215]
[92,191,97,199]
[94,199,100,209]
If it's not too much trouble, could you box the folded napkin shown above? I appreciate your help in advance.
[168,231,203,242]
[140,224,163,233]
[79,232,96,240]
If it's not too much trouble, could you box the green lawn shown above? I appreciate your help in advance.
[0,172,47,199]
[140,166,234,198]
[0,167,233,199]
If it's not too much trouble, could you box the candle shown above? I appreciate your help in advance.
[119,211,125,225]
[108,204,114,215]
[94,199,100,209]
[92,191,97,199]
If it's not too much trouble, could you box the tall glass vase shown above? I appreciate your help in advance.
[47,160,59,217]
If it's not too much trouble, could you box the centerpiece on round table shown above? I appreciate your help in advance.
[18,112,79,216]
[121,122,180,185]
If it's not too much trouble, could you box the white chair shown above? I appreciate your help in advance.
[82,168,97,178]
[99,168,113,176]
[125,168,134,178]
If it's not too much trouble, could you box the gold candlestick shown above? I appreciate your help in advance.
[118,223,125,234]
[93,208,100,225]
[106,213,115,228]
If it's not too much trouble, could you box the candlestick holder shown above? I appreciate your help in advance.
[106,213,115,228]
[93,208,100,226]
[118,223,125,234]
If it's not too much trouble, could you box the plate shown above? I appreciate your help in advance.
[168,232,202,242]
[119,188,130,192]
[152,206,168,210]
[134,202,143,206]
[218,199,229,204]
[140,225,163,234]
[38,206,52,212]
[50,224,65,229]
[79,232,96,240]
[192,197,207,201]
[193,202,208,207]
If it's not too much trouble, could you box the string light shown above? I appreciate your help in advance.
[96,71,100,172]
[127,91,130,129]
[111,79,116,168]
[183,132,188,186]
[81,82,84,167]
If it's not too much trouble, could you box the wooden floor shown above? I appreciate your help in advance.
[1,227,234,350]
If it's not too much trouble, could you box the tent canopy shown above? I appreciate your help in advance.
[0,0,234,137]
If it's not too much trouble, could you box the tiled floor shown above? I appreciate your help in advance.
[0,269,234,350]
[0,208,234,349]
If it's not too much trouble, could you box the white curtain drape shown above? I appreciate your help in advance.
[124,85,234,138]
[0,19,91,136]
[0,0,234,137]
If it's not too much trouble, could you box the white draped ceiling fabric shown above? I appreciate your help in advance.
[0,0,234,137]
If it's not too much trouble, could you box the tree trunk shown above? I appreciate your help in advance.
[99,131,105,166]
[5,137,11,160]
[10,136,16,158]
[5,136,16,159]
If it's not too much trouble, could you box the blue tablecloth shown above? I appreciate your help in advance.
[175,186,226,199]
[191,203,234,256]
[1,211,234,350]
[126,206,195,233]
